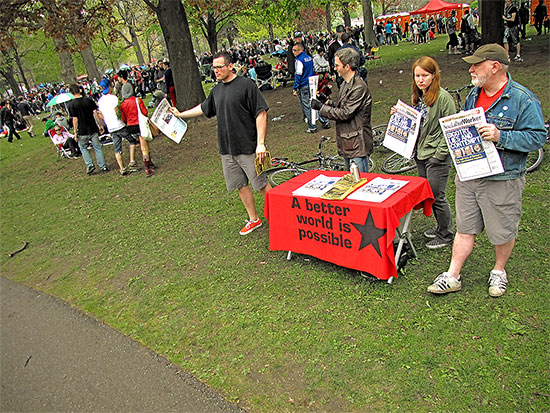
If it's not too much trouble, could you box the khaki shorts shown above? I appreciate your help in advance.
[221,153,268,191]
[455,176,525,245]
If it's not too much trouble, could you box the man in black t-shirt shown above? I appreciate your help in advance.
[66,84,108,175]
[169,51,271,236]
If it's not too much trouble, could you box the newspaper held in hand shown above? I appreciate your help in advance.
[254,151,273,176]
[383,100,422,159]
[149,99,188,144]
[309,75,319,124]
[348,177,409,203]
[439,107,504,181]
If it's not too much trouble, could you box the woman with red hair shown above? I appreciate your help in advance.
[406,56,456,249]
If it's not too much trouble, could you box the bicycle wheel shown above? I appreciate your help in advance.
[268,167,308,186]
[372,124,388,148]
[382,153,417,174]
[328,156,347,171]
[526,148,544,173]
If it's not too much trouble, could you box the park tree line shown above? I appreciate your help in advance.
[1,0,503,110]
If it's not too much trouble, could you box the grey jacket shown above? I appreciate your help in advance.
[320,73,373,158]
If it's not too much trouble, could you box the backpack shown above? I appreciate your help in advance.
[461,16,470,33]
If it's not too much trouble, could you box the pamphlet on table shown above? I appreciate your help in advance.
[383,100,421,159]
[439,108,504,181]
[150,98,188,144]
[348,177,409,203]
[292,174,339,198]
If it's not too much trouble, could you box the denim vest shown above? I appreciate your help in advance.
[464,74,546,180]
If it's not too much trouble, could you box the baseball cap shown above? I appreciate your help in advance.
[462,44,510,65]
[293,31,302,38]
[100,78,110,95]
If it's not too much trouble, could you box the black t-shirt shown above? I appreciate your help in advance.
[201,75,268,156]
[67,96,99,135]
[504,5,519,28]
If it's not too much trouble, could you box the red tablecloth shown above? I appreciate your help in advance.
[265,170,434,280]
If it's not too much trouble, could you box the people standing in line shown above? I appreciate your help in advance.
[393,56,456,250]
[428,44,546,297]
[446,10,460,55]
[292,42,331,134]
[311,48,373,173]
[168,51,271,236]
[0,101,22,143]
[66,84,108,175]
[119,83,156,178]
[533,0,548,35]
[503,0,523,62]
[97,80,139,176]
[16,96,35,137]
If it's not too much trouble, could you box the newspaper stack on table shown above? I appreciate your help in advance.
[439,107,504,181]
[348,177,408,203]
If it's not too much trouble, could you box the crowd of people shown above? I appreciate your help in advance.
[2,5,548,297]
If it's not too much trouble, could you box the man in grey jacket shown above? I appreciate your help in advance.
[311,47,373,172]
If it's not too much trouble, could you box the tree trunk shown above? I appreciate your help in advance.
[342,2,351,27]
[267,22,274,43]
[155,0,205,109]
[0,60,22,96]
[480,0,505,45]
[80,42,101,81]
[325,2,332,32]
[361,0,378,47]
[206,11,218,54]
[129,26,146,66]
[52,36,76,85]
[14,52,31,93]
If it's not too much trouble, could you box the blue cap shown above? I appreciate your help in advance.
[100,78,110,95]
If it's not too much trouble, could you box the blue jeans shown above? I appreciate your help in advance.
[77,133,106,169]
[297,86,328,130]
[344,156,370,173]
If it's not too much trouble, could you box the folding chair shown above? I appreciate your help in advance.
[255,62,275,91]
[48,127,77,159]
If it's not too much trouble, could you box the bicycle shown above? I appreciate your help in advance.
[525,120,549,173]
[267,135,374,186]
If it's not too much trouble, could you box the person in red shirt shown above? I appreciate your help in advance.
[119,83,156,177]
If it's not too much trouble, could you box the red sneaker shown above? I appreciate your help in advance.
[239,219,262,235]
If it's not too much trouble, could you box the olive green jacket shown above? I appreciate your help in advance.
[416,87,456,161]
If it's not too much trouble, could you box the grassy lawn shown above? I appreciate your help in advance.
[1,31,549,411]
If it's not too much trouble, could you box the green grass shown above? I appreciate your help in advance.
[1,32,549,411]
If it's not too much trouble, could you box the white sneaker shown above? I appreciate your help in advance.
[488,270,508,297]
[427,272,462,294]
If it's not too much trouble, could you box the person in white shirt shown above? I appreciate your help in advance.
[97,79,139,175]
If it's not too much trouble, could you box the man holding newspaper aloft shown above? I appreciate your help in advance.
[428,44,546,298]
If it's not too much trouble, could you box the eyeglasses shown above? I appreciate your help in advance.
[54,128,61,132]
[212,64,228,70]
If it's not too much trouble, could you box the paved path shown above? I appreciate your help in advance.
[0,277,242,412]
